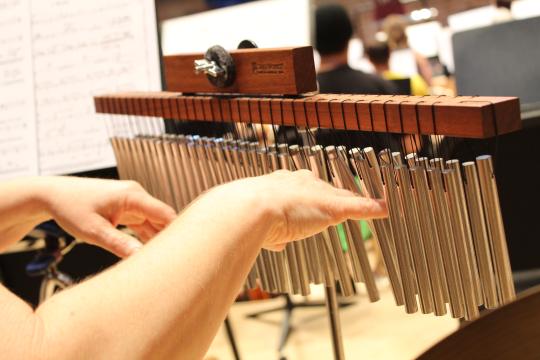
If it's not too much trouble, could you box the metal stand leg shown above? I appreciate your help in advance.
[224,316,242,360]
[277,299,294,353]
[246,293,355,357]
[39,266,74,304]
[325,283,345,360]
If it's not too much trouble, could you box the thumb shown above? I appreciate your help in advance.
[265,243,287,252]
[86,215,143,258]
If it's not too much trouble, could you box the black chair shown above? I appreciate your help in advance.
[389,78,412,95]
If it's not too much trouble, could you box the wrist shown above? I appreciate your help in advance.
[19,177,57,223]
[184,180,275,248]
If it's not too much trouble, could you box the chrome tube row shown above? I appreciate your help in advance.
[109,131,514,320]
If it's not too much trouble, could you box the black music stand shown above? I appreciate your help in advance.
[245,292,354,359]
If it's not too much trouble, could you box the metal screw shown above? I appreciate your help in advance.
[194,59,224,78]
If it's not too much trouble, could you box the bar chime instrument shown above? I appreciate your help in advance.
[94,45,521,358]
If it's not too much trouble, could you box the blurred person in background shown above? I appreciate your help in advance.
[309,3,400,151]
[382,14,433,86]
[277,3,398,147]
[493,0,514,22]
[316,4,396,95]
[365,41,430,96]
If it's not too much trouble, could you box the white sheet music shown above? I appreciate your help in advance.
[0,0,160,178]
[0,0,38,179]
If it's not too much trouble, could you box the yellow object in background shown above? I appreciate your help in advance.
[382,70,430,96]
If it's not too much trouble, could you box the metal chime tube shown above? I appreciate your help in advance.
[447,159,483,307]
[444,168,480,320]
[289,145,322,288]
[462,161,499,309]
[162,136,185,210]
[311,146,355,296]
[141,137,162,198]
[177,135,198,202]
[277,146,303,295]
[133,137,152,191]
[256,149,279,293]
[476,155,515,305]
[306,147,346,287]
[410,167,446,316]
[329,146,379,302]
[326,148,363,281]
[306,149,346,360]
[396,164,434,314]
[242,143,273,294]
[154,138,176,207]
[419,159,450,305]
[185,136,205,196]
[268,150,292,293]
[169,136,190,208]
[380,162,418,314]
[279,145,312,296]
[289,146,323,285]
[354,148,405,306]
[427,167,466,318]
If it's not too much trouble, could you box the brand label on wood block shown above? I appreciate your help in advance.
[251,62,284,74]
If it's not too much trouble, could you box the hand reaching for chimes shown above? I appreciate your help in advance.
[0,171,386,359]
[185,169,387,252]
[0,177,176,257]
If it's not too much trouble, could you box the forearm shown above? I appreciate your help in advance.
[34,189,267,359]
[0,177,52,249]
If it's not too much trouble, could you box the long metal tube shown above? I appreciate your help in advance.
[447,159,483,307]
[380,163,418,313]
[444,168,480,320]
[427,168,465,318]
[396,165,434,314]
[268,150,291,293]
[290,145,324,285]
[410,167,446,316]
[288,145,321,288]
[277,150,303,295]
[330,146,379,302]
[352,148,405,306]
[310,146,355,296]
[462,161,499,309]
[476,155,516,305]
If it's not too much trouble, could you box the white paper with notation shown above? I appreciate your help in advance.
[0,0,160,179]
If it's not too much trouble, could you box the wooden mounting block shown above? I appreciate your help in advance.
[163,46,317,95]
[418,285,540,360]
[94,92,521,139]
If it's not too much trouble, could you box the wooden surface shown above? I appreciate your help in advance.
[94,92,521,139]
[418,285,540,360]
[163,47,317,95]
[206,284,457,360]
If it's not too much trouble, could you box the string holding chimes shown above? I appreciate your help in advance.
[94,45,521,329]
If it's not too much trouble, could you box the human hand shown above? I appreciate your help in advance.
[196,169,387,251]
[43,177,176,257]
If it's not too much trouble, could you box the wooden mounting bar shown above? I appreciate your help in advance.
[163,47,317,95]
[94,92,521,138]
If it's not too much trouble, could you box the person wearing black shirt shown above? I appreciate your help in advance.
[316,4,396,95]
[313,4,399,150]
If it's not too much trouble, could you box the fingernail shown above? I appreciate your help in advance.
[128,242,143,254]
[371,199,388,217]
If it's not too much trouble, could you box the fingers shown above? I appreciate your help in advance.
[130,220,159,243]
[330,196,388,221]
[265,243,287,252]
[123,191,177,227]
[85,215,143,258]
